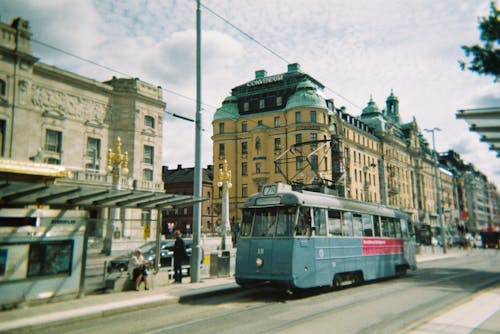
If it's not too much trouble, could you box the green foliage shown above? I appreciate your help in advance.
[460,2,500,82]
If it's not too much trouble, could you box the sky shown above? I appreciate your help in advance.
[1,0,499,188]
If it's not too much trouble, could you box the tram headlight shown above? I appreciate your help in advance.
[255,257,263,267]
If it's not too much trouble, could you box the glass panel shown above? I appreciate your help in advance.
[362,214,374,236]
[240,209,253,236]
[276,207,296,237]
[343,212,353,236]
[353,214,363,237]
[296,207,311,236]
[328,210,342,236]
[313,208,327,236]
[252,208,278,237]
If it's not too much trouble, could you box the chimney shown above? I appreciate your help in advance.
[177,164,182,170]
[255,70,267,79]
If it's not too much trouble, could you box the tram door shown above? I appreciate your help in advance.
[401,219,417,269]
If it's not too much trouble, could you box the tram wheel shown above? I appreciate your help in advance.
[332,275,343,290]
[352,272,364,286]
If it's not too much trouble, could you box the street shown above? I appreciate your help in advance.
[31,250,499,334]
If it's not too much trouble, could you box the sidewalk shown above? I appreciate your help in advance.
[0,248,497,333]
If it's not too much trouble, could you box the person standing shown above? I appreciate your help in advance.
[173,230,187,283]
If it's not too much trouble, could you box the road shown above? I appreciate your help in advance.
[37,250,499,334]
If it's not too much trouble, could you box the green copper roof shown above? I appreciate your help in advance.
[214,96,239,121]
[361,96,382,117]
[285,79,326,110]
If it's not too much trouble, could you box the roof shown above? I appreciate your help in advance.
[0,181,205,210]
[163,166,213,185]
[456,107,500,157]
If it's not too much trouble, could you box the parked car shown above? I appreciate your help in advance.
[107,239,203,274]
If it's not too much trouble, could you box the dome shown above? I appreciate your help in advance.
[285,80,326,110]
[213,96,239,121]
[361,96,382,117]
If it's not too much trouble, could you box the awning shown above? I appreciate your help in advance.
[456,107,500,157]
[0,181,205,210]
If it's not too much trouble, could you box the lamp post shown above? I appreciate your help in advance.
[102,137,129,256]
[424,128,446,254]
[217,160,232,250]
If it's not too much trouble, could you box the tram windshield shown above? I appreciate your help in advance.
[240,206,296,237]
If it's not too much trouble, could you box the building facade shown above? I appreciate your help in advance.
[162,165,216,236]
[0,17,165,240]
[212,63,497,237]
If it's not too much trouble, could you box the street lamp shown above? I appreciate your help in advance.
[102,137,129,256]
[424,128,446,254]
[217,160,232,250]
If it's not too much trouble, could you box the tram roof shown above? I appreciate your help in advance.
[0,181,205,210]
[246,187,409,219]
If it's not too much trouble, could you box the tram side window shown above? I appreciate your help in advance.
[401,219,410,239]
[352,214,363,237]
[373,216,381,237]
[27,241,73,277]
[276,207,295,237]
[296,207,312,236]
[328,210,342,236]
[342,212,353,237]
[362,214,374,236]
[381,217,395,238]
[313,208,327,236]
[394,218,403,238]
[253,208,277,237]
[240,209,254,237]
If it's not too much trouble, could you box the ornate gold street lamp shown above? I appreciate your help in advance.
[102,137,129,255]
[217,160,232,250]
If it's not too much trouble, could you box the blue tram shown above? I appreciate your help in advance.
[235,183,417,290]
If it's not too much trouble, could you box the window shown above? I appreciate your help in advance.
[259,99,265,109]
[274,161,280,173]
[276,96,282,106]
[219,122,225,134]
[310,133,317,148]
[313,208,327,236]
[274,137,281,151]
[311,154,318,171]
[274,116,280,128]
[219,143,225,157]
[242,184,248,197]
[145,115,155,128]
[28,241,73,277]
[257,120,263,126]
[256,163,261,174]
[295,133,302,146]
[295,111,301,123]
[45,129,62,153]
[87,137,101,159]
[143,169,153,181]
[241,122,247,132]
[310,110,317,123]
[328,210,342,236]
[243,102,249,112]
[144,145,154,164]
[296,156,303,170]
[241,141,248,154]
[241,162,248,176]
[362,214,374,236]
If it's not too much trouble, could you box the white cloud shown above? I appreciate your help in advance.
[1,0,498,186]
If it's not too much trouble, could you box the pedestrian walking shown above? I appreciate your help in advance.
[173,230,187,283]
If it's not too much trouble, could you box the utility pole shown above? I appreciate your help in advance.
[102,137,128,256]
[425,128,446,254]
[191,0,202,282]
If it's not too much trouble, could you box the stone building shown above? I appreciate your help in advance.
[0,17,165,240]
[212,63,464,235]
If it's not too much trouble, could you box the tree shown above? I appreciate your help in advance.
[460,2,500,82]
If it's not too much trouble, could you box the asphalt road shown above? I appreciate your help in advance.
[35,250,500,334]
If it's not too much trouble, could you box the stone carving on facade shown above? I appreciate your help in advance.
[31,84,107,123]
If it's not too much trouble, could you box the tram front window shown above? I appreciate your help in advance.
[242,207,295,237]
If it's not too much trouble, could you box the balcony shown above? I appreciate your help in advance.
[57,168,164,192]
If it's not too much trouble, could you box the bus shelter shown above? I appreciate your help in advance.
[0,180,204,307]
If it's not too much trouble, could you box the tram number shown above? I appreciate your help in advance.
[257,248,265,255]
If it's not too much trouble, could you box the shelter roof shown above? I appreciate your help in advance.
[456,107,500,157]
